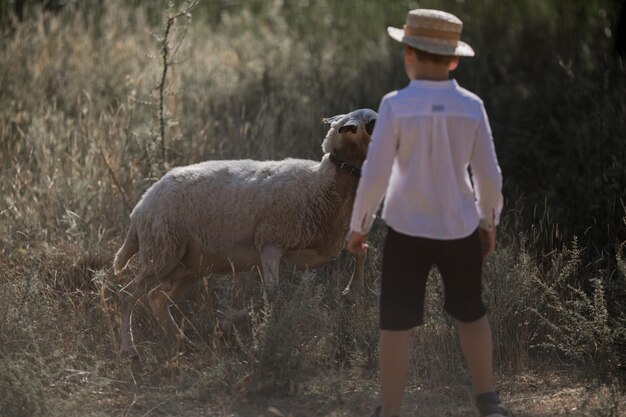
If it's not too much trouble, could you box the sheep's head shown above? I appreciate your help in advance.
[321,108,377,166]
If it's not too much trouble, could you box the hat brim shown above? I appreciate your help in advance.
[387,26,475,57]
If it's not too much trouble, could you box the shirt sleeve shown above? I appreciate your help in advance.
[349,97,399,234]
[471,103,503,230]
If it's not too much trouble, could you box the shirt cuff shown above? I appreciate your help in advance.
[350,213,376,235]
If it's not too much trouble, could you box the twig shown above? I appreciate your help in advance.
[158,15,174,166]
[99,147,132,214]
[157,1,198,169]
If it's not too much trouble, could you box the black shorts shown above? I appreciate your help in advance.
[379,226,486,330]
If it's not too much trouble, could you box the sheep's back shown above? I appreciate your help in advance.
[130,158,328,252]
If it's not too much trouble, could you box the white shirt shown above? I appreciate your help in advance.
[349,79,503,239]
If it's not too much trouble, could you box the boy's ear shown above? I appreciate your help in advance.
[403,44,415,61]
[448,56,460,71]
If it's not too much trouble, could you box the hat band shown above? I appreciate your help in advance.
[403,25,460,42]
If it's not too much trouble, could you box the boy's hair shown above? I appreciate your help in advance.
[410,46,456,65]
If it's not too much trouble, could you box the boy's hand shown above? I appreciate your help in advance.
[346,231,369,254]
[478,227,496,261]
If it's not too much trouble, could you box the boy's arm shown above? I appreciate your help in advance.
[471,103,503,232]
[478,227,497,260]
[348,98,399,238]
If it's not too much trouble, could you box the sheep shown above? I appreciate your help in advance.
[114,108,378,353]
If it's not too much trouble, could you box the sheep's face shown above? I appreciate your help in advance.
[321,108,378,165]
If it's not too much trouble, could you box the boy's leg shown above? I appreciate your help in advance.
[379,329,413,417]
[455,315,494,394]
[459,318,511,416]
[435,230,492,393]
[437,230,510,415]
[377,228,432,417]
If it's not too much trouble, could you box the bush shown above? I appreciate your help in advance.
[0,356,47,417]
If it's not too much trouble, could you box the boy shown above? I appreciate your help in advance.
[345,9,510,417]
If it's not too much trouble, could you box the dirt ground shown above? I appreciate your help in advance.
[93,370,624,417]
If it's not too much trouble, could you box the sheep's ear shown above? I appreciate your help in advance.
[322,114,345,125]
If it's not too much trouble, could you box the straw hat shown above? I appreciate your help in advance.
[387,9,475,57]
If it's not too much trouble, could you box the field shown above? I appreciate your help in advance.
[1,1,625,416]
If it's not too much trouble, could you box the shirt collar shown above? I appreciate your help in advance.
[408,79,458,89]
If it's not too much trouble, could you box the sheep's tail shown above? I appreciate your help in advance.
[113,223,139,274]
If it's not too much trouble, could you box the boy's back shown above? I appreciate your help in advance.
[350,79,502,239]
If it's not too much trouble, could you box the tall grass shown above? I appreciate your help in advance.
[0,1,625,415]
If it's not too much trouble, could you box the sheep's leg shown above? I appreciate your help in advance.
[148,236,216,349]
[260,244,283,295]
[148,265,200,349]
[225,246,282,335]
[120,289,140,355]
[146,286,195,352]
[218,246,282,336]
[216,270,263,338]
[120,241,190,353]
[217,304,250,339]
[342,248,367,303]
[120,270,151,355]
[148,286,182,347]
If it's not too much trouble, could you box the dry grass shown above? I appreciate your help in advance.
[1,2,625,416]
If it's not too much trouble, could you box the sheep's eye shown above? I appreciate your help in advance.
[339,125,357,134]
[365,120,376,135]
